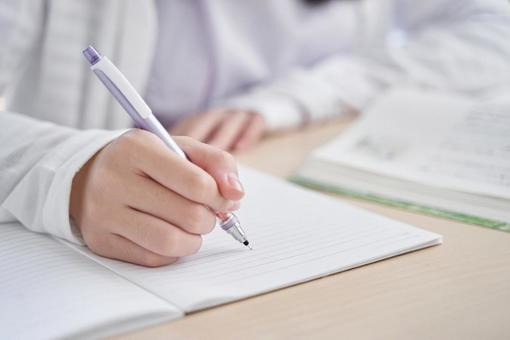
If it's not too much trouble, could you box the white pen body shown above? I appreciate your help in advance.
[90,56,186,159]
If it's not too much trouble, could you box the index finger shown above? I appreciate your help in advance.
[176,136,245,202]
[126,130,236,212]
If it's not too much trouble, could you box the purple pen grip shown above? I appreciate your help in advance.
[220,214,237,231]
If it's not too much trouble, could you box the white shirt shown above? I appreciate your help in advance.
[146,0,510,129]
[1,0,510,244]
[146,0,359,127]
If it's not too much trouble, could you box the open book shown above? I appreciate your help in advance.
[294,88,510,231]
[1,167,441,339]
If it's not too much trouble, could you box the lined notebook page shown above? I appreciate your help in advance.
[0,224,181,339]
[71,167,441,312]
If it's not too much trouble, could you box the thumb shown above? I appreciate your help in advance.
[176,137,245,202]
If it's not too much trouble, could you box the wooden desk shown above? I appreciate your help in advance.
[116,119,510,340]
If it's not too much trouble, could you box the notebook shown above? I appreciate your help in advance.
[293,88,510,232]
[0,167,441,339]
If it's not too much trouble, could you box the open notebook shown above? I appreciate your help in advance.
[0,167,441,339]
[294,88,510,231]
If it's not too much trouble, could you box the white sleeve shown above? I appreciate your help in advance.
[0,112,126,244]
[220,0,510,130]
[0,1,125,243]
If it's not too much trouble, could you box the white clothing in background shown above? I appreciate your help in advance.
[1,0,509,243]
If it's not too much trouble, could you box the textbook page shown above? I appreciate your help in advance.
[71,167,441,312]
[0,223,182,339]
[314,89,510,200]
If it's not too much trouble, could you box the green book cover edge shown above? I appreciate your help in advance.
[288,175,510,233]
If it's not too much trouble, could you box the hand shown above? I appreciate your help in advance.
[70,130,244,267]
[171,110,267,152]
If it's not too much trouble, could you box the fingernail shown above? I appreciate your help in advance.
[227,173,244,194]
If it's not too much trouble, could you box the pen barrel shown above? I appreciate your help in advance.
[142,115,187,159]
[219,213,248,244]
[92,68,186,159]
[219,213,238,231]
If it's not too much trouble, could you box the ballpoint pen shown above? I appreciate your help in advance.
[82,45,251,250]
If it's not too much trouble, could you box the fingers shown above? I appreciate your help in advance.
[171,110,227,142]
[171,110,266,152]
[234,113,266,151]
[124,130,234,212]
[85,232,178,267]
[113,208,203,257]
[207,111,251,150]
[176,136,245,202]
[126,175,217,235]
[73,128,247,267]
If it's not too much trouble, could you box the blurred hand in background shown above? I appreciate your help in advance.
[171,110,267,152]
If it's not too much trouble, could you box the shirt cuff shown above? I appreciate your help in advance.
[49,129,129,244]
[217,57,387,130]
[219,92,305,131]
[3,129,128,245]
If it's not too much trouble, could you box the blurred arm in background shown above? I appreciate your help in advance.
[174,0,510,151]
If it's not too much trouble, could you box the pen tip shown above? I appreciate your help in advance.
[243,240,253,250]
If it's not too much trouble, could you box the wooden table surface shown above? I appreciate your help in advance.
[116,118,510,340]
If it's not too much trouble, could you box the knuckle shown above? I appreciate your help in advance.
[121,129,158,150]
[189,172,215,202]
[128,128,151,140]
[213,148,235,166]
[120,129,144,146]
[113,131,146,163]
